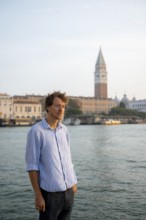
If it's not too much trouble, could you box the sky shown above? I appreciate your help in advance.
[0,0,146,100]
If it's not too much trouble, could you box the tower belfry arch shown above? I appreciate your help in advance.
[94,48,108,99]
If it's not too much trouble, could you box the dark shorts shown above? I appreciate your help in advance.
[39,188,74,220]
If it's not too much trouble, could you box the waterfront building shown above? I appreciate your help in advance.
[121,94,129,106]
[0,93,13,119]
[126,97,146,113]
[0,94,42,125]
[13,100,42,119]
[120,94,146,113]
[69,96,117,114]
[13,96,42,125]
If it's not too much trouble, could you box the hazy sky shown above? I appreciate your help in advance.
[0,0,146,100]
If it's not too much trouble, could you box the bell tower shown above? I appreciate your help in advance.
[94,48,108,99]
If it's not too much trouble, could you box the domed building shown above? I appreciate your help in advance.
[121,94,129,106]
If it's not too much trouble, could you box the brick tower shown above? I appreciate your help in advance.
[94,48,108,99]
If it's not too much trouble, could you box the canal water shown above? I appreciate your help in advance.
[0,124,146,220]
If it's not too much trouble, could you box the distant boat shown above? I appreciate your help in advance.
[103,119,121,125]
[73,118,80,125]
[63,118,80,125]
[63,118,71,125]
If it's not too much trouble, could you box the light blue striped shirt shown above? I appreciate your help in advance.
[25,118,77,192]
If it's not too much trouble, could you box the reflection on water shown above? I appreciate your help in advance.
[0,125,146,220]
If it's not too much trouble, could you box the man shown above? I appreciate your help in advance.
[25,91,77,220]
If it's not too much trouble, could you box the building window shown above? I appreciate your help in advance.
[25,106,31,112]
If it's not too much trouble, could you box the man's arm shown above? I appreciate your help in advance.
[28,171,45,212]
[72,184,77,193]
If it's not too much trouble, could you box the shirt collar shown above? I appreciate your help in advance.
[42,118,63,130]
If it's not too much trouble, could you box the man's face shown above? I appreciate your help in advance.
[48,97,65,120]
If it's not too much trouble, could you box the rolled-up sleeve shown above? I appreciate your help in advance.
[25,128,41,171]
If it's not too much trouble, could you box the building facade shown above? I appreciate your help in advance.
[0,94,42,125]
[69,96,117,114]
[0,93,13,119]
[126,98,146,113]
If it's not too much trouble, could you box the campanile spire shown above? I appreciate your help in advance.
[94,48,108,99]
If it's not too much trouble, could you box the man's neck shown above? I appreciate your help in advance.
[46,117,58,129]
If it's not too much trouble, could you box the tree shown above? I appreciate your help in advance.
[109,106,146,118]
[65,99,83,117]
[119,101,126,108]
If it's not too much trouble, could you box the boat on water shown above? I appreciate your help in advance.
[63,118,80,125]
[63,118,71,125]
[103,119,121,125]
[73,118,80,125]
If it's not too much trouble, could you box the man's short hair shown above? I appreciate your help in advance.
[45,91,68,112]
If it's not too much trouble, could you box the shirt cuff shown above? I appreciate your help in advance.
[26,164,39,171]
